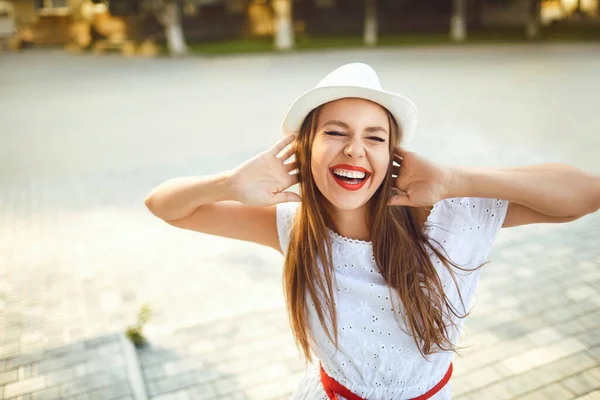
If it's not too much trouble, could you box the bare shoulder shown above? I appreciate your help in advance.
[165,201,282,253]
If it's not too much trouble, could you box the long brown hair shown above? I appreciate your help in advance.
[283,104,475,364]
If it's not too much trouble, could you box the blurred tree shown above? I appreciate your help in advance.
[526,0,541,38]
[450,0,466,41]
[273,0,293,50]
[364,0,377,46]
[142,0,188,55]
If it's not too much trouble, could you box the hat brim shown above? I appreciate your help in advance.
[281,86,418,145]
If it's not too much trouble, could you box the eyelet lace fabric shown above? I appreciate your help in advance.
[276,197,509,400]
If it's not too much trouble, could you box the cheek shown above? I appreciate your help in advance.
[310,141,332,176]
[371,151,391,181]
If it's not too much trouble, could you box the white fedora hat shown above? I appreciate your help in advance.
[281,63,418,145]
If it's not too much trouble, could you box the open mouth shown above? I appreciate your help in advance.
[329,165,371,191]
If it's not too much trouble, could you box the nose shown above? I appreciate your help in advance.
[344,137,365,159]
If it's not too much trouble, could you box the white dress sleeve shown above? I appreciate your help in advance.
[423,197,509,334]
[426,197,509,265]
[468,197,509,256]
[276,201,300,255]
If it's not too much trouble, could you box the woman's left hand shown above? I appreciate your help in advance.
[388,146,454,207]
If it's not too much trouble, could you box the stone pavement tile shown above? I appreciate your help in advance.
[86,356,127,375]
[566,284,599,302]
[454,364,512,393]
[282,356,305,375]
[29,385,61,400]
[503,369,559,398]
[454,394,484,400]
[578,330,600,348]
[554,318,590,337]
[35,352,89,375]
[138,347,180,369]
[235,363,291,388]
[86,381,131,399]
[560,367,600,397]
[453,337,531,374]
[6,394,33,400]
[0,343,20,359]
[213,377,245,397]
[139,309,307,399]
[83,334,120,349]
[0,368,18,385]
[218,357,266,377]
[501,337,588,375]
[218,393,248,400]
[147,370,199,397]
[43,366,76,386]
[574,390,600,400]
[3,351,46,371]
[143,363,166,381]
[457,381,513,400]
[2,333,131,398]
[244,370,304,400]
[525,326,564,347]
[60,374,128,398]
[572,310,599,332]
[217,343,300,377]
[3,376,45,398]
[170,390,192,400]
[163,358,207,378]
[543,300,599,326]
[185,383,218,400]
[191,369,222,386]
[459,352,596,398]
[195,336,293,366]
[451,375,475,397]
[512,383,574,400]
[589,346,600,363]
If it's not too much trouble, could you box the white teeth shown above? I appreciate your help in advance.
[332,169,367,179]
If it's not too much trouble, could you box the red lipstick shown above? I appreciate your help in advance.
[329,164,371,191]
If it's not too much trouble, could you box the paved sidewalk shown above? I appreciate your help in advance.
[1,44,599,399]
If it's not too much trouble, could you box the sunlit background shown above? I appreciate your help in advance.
[1,0,599,399]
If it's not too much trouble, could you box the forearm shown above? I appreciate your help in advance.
[446,163,600,218]
[144,173,235,221]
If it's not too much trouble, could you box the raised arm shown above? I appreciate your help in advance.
[144,134,300,253]
[386,147,600,228]
[445,163,600,228]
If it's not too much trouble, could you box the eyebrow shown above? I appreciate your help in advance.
[321,119,388,135]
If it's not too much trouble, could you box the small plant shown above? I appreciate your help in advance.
[126,304,152,347]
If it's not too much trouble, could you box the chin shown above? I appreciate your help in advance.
[328,197,369,211]
[322,187,376,211]
[312,171,383,211]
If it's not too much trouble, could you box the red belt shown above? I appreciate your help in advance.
[319,362,453,400]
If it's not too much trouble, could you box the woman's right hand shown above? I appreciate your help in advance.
[228,134,301,206]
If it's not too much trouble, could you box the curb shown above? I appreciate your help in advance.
[120,333,149,400]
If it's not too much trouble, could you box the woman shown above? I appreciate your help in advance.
[144,63,600,399]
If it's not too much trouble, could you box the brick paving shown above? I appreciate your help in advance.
[0,43,599,399]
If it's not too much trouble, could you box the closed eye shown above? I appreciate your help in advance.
[368,137,386,142]
[324,131,345,136]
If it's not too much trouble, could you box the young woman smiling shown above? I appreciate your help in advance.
[144,63,600,400]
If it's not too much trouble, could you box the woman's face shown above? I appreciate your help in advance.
[310,98,391,211]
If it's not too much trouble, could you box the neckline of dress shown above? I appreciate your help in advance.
[327,227,372,246]
[326,203,439,246]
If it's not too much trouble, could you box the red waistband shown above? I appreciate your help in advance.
[319,362,453,400]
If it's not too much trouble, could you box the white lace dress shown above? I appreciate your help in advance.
[276,197,509,400]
